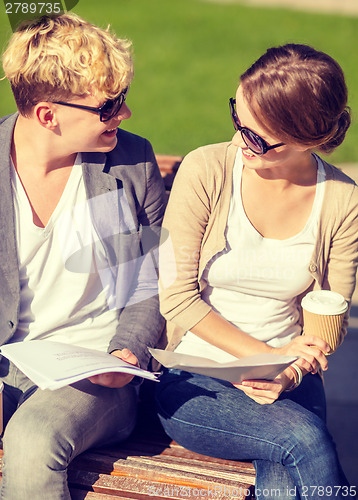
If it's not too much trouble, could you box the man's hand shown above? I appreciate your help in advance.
[88,348,139,388]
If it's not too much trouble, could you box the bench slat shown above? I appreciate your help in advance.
[156,154,183,191]
[71,490,138,500]
[70,449,255,484]
[68,468,253,500]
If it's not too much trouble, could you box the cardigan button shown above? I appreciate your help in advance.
[309,263,317,273]
[8,321,14,329]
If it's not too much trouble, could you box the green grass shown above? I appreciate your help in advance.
[1,0,358,164]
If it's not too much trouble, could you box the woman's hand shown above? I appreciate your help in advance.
[88,348,139,388]
[234,370,293,405]
[273,335,330,374]
[233,333,331,404]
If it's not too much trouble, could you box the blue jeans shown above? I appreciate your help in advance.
[155,369,350,500]
[0,358,138,500]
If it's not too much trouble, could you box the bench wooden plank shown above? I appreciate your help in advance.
[0,434,256,499]
[71,491,137,500]
[156,154,183,174]
[69,445,255,484]
[68,469,254,499]
[156,154,183,192]
[65,412,255,499]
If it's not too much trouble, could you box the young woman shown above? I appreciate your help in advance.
[156,44,358,499]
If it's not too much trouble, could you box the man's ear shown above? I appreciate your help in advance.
[34,103,59,129]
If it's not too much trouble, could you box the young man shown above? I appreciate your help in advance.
[0,13,166,499]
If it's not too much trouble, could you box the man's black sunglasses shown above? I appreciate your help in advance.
[54,88,129,122]
[229,98,284,155]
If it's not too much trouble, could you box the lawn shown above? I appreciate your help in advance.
[0,0,357,165]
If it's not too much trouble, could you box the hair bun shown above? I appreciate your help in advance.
[319,108,351,154]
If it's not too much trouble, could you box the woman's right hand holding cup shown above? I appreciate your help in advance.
[274,335,330,375]
[274,290,348,375]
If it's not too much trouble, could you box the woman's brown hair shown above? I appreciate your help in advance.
[240,44,351,153]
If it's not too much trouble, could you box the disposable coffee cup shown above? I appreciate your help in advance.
[301,290,348,353]
[0,381,3,435]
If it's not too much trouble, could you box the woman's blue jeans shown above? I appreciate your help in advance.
[155,369,351,500]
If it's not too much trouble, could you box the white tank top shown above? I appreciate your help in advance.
[175,152,326,362]
[10,154,119,352]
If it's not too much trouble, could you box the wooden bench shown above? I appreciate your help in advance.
[0,155,256,499]
[68,382,256,499]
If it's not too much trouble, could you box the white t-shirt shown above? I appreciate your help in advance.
[175,152,326,362]
[10,154,119,351]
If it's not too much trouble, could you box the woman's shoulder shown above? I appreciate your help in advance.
[320,157,357,187]
[180,141,238,178]
[184,141,237,164]
[319,157,358,215]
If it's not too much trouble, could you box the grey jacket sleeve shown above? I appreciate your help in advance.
[107,140,166,369]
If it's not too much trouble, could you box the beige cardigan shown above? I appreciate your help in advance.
[159,142,358,354]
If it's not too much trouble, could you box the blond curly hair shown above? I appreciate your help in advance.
[2,13,134,115]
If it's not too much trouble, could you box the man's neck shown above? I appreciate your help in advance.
[12,114,77,176]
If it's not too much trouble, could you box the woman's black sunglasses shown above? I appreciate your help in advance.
[54,88,129,122]
[229,98,284,155]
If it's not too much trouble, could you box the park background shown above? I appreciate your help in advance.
[0,0,357,489]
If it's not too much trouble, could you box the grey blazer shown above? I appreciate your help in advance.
[0,113,166,369]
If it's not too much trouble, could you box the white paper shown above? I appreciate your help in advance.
[0,340,160,390]
[148,348,298,384]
